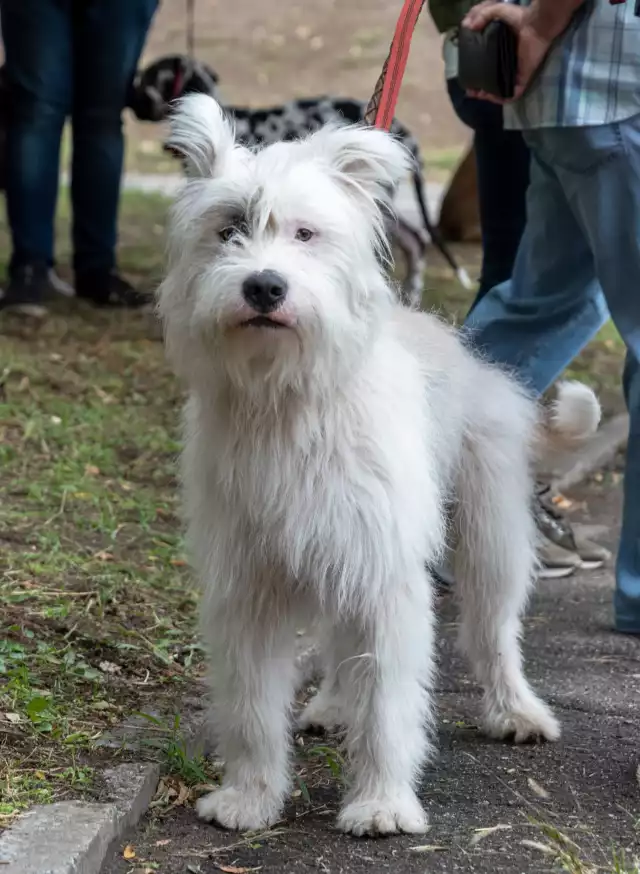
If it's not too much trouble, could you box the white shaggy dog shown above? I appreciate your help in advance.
[158,95,601,838]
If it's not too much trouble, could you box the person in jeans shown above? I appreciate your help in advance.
[429,1,609,579]
[0,0,158,315]
[463,0,639,633]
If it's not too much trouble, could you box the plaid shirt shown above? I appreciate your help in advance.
[506,0,640,129]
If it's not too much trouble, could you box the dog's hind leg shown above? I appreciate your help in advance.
[196,603,298,831]
[298,623,350,733]
[335,574,434,836]
[453,418,561,744]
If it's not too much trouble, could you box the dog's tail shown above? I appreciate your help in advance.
[538,381,601,453]
[412,169,474,290]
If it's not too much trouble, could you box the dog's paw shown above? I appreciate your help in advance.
[196,787,281,831]
[298,694,344,733]
[338,791,428,837]
[483,695,561,744]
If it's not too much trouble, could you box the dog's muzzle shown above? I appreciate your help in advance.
[242,270,288,314]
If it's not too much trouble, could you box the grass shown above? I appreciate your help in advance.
[0,189,205,825]
[135,712,213,786]
[0,187,627,828]
[527,820,640,874]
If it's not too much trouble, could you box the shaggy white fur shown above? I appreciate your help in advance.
[157,95,601,838]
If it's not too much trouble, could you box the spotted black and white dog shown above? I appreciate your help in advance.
[130,57,471,307]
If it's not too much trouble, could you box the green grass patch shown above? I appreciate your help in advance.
[0,189,206,821]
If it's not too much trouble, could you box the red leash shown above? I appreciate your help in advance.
[364,0,426,130]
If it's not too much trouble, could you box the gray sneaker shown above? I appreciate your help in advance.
[535,483,611,570]
[537,537,581,579]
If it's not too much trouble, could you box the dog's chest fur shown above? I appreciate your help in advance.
[228,96,420,162]
[186,344,442,603]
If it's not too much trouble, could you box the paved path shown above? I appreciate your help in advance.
[102,474,639,874]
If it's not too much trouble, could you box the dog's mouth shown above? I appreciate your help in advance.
[240,315,289,329]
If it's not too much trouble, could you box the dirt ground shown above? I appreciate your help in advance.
[102,470,640,874]
[125,0,469,174]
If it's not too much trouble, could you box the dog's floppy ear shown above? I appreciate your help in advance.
[310,124,412,203]
[165,93,235,178]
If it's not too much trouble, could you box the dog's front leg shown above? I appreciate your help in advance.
[336,573,435,837]
[196,605,298,831]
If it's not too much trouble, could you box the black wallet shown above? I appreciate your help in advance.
[457,21,518,100]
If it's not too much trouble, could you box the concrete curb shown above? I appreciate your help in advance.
[545,412,629,493]
[0,763,159,874]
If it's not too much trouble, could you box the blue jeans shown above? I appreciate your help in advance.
[1,0,158,275]
[447,78,530,308]
[464,113,640,634]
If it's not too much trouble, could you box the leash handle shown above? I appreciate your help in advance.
[364,0,426,130]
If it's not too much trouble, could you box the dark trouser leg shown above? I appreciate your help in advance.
[70,0,158,276]
[446,78,530,309]
[1,0,72,272]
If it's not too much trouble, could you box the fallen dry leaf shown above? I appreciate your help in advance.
[470,824,512,846]
[155,839,171,847]
[527,777,550,799]
[150,776,192,811]
[408,845,447,853]
[94,386,116,404]
[193,783,219,794]
[552,495,573,510]
[174,781,190,806]
[84,464,100,476]
[99,660,121,675]
[520,839,555,855]
[218,866,262,873]
[94,550,114,562]
[4,713,21,724]
[123,845,136,860]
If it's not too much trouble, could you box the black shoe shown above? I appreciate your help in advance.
[75,270,150,308]
[0,263,53,317]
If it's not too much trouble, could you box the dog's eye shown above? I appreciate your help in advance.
[219,220,249,244]
[295,228,314,242]
[219,227,237,243]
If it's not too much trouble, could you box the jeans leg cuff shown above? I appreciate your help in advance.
[614,614,640,635]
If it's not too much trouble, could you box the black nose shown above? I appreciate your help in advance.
[242,270,288,313]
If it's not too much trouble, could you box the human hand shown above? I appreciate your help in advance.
[461,1,563,104]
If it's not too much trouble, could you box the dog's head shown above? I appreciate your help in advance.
[158,94,410,394]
